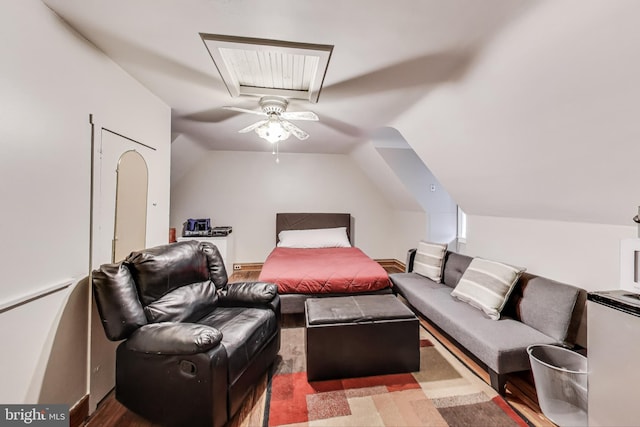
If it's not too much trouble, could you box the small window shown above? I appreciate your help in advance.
[457,206,467,242]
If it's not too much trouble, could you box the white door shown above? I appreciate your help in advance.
[89,128,152,412]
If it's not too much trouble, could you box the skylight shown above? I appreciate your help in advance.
[200,34,333,103]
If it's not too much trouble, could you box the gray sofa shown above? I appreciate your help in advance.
[389,249,586,394]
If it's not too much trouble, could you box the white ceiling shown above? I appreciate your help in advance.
[42,0,531,154]
[41,1,640,227]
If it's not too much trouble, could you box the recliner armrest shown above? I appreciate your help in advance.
[125,322,222,355]
[219,281,278,305]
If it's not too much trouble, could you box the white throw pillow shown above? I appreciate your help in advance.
[451,257,525,320]
[412,241,448,283]
[277,227,351,248]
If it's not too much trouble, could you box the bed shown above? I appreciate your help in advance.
[258,213,392,314]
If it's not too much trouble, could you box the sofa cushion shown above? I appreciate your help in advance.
[395,283,557,373]
[442,252,473,288]
[431,290,558,373]
[507,273,586,346]
[389,272,444,298]
[451,258,525,320]
[413,241,448,282]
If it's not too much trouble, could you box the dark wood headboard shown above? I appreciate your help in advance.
[275,213,352,244]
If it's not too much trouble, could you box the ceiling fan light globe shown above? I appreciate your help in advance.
[230,96,314,144]
[255,120,290,143]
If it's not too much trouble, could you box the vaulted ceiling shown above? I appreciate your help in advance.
[42,0,530,154]
[43,0,640,226]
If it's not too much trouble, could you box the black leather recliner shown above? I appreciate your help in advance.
[92,240,280,427]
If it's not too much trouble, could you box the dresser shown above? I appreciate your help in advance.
[177,235,235,274]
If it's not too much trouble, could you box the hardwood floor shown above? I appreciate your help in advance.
[416,316,554,427]
[82,266,552,427]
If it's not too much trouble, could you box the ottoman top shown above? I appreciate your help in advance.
[306,295,416,325]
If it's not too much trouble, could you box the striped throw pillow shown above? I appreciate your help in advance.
[451,258,525,320]
[413,241,448,283]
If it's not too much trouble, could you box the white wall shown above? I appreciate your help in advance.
[170,150,425,263]
[375,146,457,244]
[462,215,636,347]
[0,1,170,407]
[349,141,423,213]
[371,127,457,245]
[391,210,428,264]
[463,215,636,293]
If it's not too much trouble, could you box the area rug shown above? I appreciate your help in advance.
[264,325,529,427]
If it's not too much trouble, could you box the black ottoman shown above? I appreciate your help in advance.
[305,294,420,381]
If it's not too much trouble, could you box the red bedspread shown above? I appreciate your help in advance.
[258,247,391,294]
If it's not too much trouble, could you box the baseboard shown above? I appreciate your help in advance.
[232,262,263,272]
[70,394,89,427]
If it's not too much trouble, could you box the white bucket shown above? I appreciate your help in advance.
[527,344,588,427]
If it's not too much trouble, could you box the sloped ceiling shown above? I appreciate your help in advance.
[392,0,640,226]
[42,0,640,227]
[42,0,529,156]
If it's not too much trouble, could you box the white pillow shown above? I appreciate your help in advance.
[413,241,448,283]
[277,227,351,248]
[451,258,525,320]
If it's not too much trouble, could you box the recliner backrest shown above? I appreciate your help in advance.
[92,240,229,341]
[127,240,212,305]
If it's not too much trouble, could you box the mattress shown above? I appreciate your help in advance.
[258,247,391,294]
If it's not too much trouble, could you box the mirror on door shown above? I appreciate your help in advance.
[113,150,148,262]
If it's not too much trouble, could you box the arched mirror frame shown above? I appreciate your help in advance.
[112,149,149,262]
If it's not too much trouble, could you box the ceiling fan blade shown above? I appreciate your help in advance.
[320,114,364,137]
[238,119,268,133]
[322,51,472,97]
[223,106,267,116]
[281,120,309,140]
[180,108,240,123]
[180,99,261,123]
[280,111,319,121]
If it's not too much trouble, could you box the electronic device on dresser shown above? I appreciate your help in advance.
[183,218,212,237]
[212,226,232,236]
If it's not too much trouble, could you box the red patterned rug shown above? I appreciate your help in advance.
[265,327,529,427]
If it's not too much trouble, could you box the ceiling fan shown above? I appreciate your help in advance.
[223,96,319,143]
